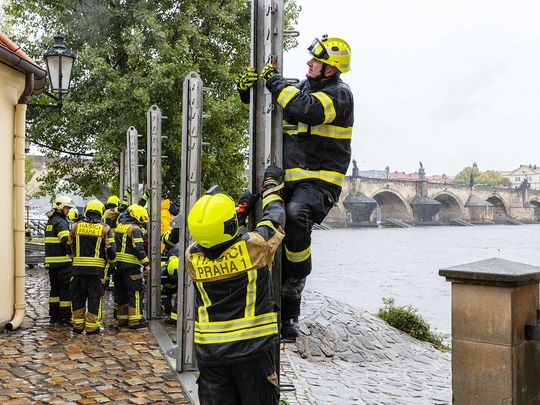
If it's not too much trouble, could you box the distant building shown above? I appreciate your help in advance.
[501,165,540,190]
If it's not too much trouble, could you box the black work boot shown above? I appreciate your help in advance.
[129,320,148,330]
[281,317,299,340]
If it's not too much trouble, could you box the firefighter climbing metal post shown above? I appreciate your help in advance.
[126,126,140,204]
[146,105,163,320]
[174,71,203,372]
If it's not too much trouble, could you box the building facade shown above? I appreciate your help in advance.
[501,165,540,190]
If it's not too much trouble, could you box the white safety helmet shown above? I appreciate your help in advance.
[54,195,75,210]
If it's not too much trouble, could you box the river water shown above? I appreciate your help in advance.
[308,224,540,336]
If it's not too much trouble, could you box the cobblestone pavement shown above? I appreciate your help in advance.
[279,290,452,405]
[0,267,190,404]
[2,267,452,404]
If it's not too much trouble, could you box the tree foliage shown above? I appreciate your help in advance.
[454,165,507,187]
[5,0,300,200]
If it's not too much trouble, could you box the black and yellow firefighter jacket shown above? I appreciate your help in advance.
[45,211,72,268]
[68,217,116,275]
[114,214,149,269]
[184,194,285,365]
[264,73,354,197]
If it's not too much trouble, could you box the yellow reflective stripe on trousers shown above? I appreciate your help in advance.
[130,291,142,320]
[285,168,345,187]
[194,323,278,344]
[262,194,283,209]
[285,245,311,263]
[49,296,59,303]
[196,282,211,323]
[45,256,72,264]
[115,252,142,265]
[57,230,69,239]
[244,270,257,318]
[44,237,62,244]
[277,86,300,108]
[195,312,278,333]
[73,257,106,267]
[311,92,336,124]
[60,300,71,308]
[310,123,352,139]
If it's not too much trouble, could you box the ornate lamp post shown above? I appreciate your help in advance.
[29,34,76,111]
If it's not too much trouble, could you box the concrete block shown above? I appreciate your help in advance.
[452,284,512,345]
[452,339,512,405]
[514,342,540,404]
[512,284,539,345]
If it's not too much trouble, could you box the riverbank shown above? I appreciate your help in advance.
[279,289,451,404]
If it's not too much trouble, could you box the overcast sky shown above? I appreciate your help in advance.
[283,0,540,176]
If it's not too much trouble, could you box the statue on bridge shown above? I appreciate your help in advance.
[352,159,359,178]
[418,161,425,180]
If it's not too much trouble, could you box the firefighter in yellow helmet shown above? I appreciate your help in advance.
[102,188,132,290]
[161,253,179,325]
[184,165,285,404]
[45,195,75,326]
[113,204,150,329]
[238,35,354,339]
[68,199,116,334]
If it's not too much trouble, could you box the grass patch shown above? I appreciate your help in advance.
[377,297,450,352]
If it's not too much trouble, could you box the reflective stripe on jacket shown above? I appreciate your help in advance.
[114,215,149,269]
[45,211,72,266]
[68,218,116,275]
[185,193,285,365]
[265,73,354,192]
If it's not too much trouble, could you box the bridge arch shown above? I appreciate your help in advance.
[486,194,508,223]
[370,188,412,221]
[530,199,540,222]
[432,191,464,222]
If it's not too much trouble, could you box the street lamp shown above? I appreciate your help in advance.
[28,34,76,111]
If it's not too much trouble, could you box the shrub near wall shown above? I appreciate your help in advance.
[377,297,450,352]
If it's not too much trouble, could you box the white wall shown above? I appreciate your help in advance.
[0,65,24,325]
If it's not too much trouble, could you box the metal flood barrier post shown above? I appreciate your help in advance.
[119,148,127,197]
[174,71,203,372]
[146,105,163,320]
[126,126,140,203]
[251,0,295,392]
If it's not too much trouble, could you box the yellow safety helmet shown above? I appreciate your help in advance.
[106,195,120,208]
[54,195,75,210]
[128,204,149,224]
[308,35,351,73]
[187,190,238,248]
[68,208,80,222]
[167,256,179,277]
[85,199,105,216]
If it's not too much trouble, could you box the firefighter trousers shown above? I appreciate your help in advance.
[114,266,144,327]
[282,184,335,320]
[48,264,73,322]
[197,344,279,405]
[70,274,104,333]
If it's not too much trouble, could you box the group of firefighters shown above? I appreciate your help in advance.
[44,188,160,333]
[41,34,353,404]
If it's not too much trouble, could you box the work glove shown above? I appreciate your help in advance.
[138,188,151,206]
[261,164,285,197]
[260,62,278,82]
[238,67,258,91]
[143,265,150,277]
[118,186,132,212]
[236,190,259,226]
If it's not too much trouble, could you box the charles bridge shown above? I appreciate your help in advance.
[326,166,540,227]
